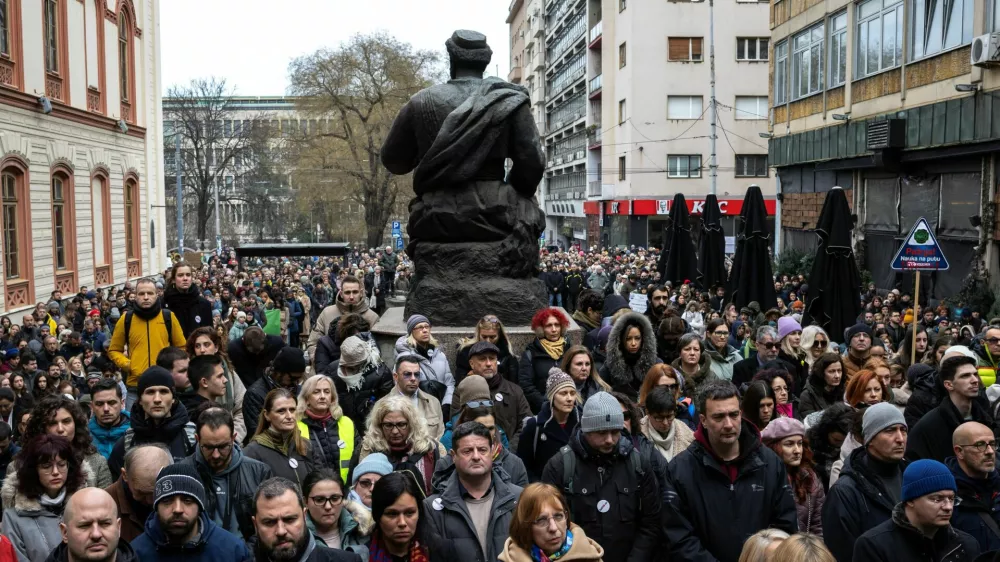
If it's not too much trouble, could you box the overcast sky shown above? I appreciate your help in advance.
[160,0,513,96]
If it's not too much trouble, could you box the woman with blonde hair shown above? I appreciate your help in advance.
[355,394,446,495]
[455,315,520,384]
[769,533,834,562]
[800,325,834,368]
[498,483,604,562]
[244,388,314,484]
[559,345,610,403]
[394,315,454,411]
[737,528,790,562]
[296,374,356,483]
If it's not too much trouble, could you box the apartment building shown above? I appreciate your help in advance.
[0,0,166,313]
[768,0,996,298]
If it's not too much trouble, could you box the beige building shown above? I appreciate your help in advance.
[0,0,165,313]
[767,0,997,298]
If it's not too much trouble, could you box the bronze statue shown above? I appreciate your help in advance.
[381,30,548,325]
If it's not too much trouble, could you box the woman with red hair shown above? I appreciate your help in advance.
[761,417,824,536]
[844,369,889,408]
[519,308,571,412]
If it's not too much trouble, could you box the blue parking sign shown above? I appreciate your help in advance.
[396,237,404,250]
[391,221,401,237]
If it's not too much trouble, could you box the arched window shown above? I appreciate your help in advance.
[117,2,135,123]
[0,0,24,90]
[91,172,112,285]
[42,0,68,102]
[87,0,107,114]
[0,159,32,308]
[50,167,76,293]
[118,17,127,101]
[124,177,141,278]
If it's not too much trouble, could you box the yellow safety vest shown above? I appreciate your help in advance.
[297,415,354,482]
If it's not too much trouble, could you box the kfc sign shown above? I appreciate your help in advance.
[607,198,776,216]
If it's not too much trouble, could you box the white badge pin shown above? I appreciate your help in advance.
[597,500,610,513]
[289,458,299,469]
[337,440,346,449]
[495,393,503,402]
[540,434,547,441]
[195,315,201,323]
[432,498,444,511]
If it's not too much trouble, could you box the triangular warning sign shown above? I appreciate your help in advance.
[890,217,950,271]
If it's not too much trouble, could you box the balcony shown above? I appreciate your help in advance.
[588,127,602,149]
[589,74,602,98]
[508,66,523,84]
[589,21,602,48]
[588,181,602,198]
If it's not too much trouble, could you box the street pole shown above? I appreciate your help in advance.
[709,0,718,196]
[213,177,222,254]
[175,133,183,252]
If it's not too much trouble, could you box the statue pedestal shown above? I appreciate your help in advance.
[371,307,584,372]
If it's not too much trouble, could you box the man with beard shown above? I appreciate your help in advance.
[107,366,197,477]
[181,407,271,539]
[252,477,361,562]
[88,379,130,460]
[108,278,186,410]
[131,464,251,561]
[105,445,173,541]
[163,262,214,339]
[645,285,671,328]
[48,488,137,562]
[307,276,379,364]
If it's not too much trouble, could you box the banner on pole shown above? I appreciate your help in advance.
[890,217,950,271]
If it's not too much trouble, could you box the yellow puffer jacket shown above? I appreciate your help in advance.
[108,309,186,387]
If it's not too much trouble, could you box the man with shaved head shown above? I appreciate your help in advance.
[104,444,173,541]
[948,421,1000,552]
[52,487,134,562]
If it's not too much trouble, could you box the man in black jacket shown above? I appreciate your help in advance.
[243,346,305,443]
[182,407,272,539]
[546,265,565,308]
[948,421,1000,553]
[253,477,362,562]
[663,380,797,562]
[163,261,214,338]
[853,459,980,562]
[906,355,997,462]
[564,267,584,313]
[228,326,284,388]
[541,392,660,562]
[733,325,780,388]
[823,402,910,562]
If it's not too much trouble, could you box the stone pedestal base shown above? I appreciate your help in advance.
[371,307,583,371]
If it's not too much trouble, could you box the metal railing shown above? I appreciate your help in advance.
[547,15,586,62]
[547,93,585,129]
[589,74,602,93]
[548,171,586,190]
[547,55,586,99]
[590,21,602,43]
[549,132,586,159]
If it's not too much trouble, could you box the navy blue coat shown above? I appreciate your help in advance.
[131,511,251,562]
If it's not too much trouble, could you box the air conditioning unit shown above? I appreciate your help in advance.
[972,33,1000,66]
[866,118,906,150]
[575,150,585,159]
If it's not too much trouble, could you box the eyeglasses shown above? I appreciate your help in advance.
[662,383,679,391]
[381,421,409,433]
[650,413,676,424]
[38,460,68,473]
[925,494,962,507]
[812,339,828,348]
[399,371,421,380]
[483,315,500,324]
[310,495,344,506]
[760,342,779,350]
[958,440,998,453]
[465,400,494,408]
[986,338,1000,345]
[712,331,730,337]
[200,442,232,453]
[356,478,377,489]
[532,511,567,529]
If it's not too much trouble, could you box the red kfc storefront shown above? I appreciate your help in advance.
[583,197,777,250]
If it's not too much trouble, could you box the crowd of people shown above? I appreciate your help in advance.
[0,243,994,561]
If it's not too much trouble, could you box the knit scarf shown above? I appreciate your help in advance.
[531,529,574,562]
[492,441,503,461]
[254,427,292,456]
[306,410,332,423]
[539,338,565,361]
[132,299,162,321]
[485,372,503,391]
[644,419,677,461]
[39,487,67,508]
[369,530,430,562]
[776,403,794,419]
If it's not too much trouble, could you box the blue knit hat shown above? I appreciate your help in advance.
[352,453,393,485]
[902,459,956,502]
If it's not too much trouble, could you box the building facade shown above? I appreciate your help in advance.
[767,0,996,298]
[0,0,165,313]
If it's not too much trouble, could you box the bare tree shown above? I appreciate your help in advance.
[164,77,272,244]
[286,32,442,248]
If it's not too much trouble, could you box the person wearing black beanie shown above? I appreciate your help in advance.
[242,347,306,444]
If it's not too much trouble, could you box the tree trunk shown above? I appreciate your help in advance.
[196,198,210,244]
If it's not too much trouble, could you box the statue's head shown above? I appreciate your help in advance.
[446,30,492,79]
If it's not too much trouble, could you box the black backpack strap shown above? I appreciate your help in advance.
[124,311,133,349]
[560,445,575,494]
[162,310,174,344]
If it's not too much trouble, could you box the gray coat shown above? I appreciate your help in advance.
[423,471,522,562]
[1,490,64,562]
[2,453,110,510]
[394,336,455,406]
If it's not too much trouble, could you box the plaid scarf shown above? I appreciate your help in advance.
[369,530,430,562]
[531,529,574,562]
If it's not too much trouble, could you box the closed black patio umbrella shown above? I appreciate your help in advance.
[698,193,727,291]
[802,187,862,341]
[726,185,776,311]
[662,193,698,287]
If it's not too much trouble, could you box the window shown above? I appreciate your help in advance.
[856,0,903,78]
[51,175,66,270]
[995,0,1000,31]
[667,96,703,119]
[92,173,112,275]
[620,0,626,11]
[668,155,702,178]
[618,156,626,180]
[125,180,138,261]
[1,171,18,279]
[791,24,824,99]
[618,99,626,124]
[774,41,788,105]
[0,0,8,56]
[668,37,703,61]
[735,155,768,177]
[619,42,627,68]
[44,0,57,73]
[830,12,848,86]
[736,38,769,61]
[911,0,973,60]
[735,96,769,119]
[118,17,128,101]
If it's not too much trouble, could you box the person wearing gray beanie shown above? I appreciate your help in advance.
[580,392,624,436]
[822,401,909,562]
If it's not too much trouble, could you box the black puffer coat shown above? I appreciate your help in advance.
[797,369,846,420]
[516,401,581,481]
[598,312,661,401]
[806,403,855,490]
[109,400,196,477]
[162,285,214,338]
[852,504,979,562]
[455,337,520,385]
[519,338,569,413]
[903,363,942,428]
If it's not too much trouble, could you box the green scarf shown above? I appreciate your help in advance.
[254,427,293,456]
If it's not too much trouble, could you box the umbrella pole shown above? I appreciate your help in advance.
[911,272,920,366]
